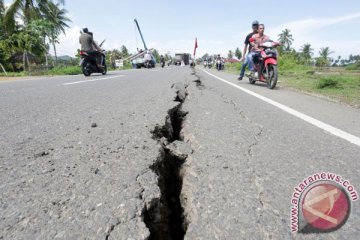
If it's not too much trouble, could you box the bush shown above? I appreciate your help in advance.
[278,53,298,70]
[224,62,241,73]
[345,63,360,71]
[316,77,341,89]
[46,66,81,75]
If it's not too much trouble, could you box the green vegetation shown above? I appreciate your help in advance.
[224,52,360,107]
[46,66,81,75]
[0,0,71,72]
[279,69,360,107]
[220,27,360,107]
[0,1,359,108]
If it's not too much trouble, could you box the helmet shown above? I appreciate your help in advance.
[82,28,89,33]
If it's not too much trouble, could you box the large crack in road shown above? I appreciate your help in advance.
[142,82,191,240]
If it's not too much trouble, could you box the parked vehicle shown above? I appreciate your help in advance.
[247,41,280,89]
[129,19,156,68]
[174,53,191,65]
[79,50,107,76]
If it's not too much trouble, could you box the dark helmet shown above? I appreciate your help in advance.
[82,28,89,33]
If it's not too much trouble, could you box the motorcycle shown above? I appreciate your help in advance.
[247,41,280,89]
[144,59,154,69]
[203,60,208,68]
[206,59,213,69]
[216,59,224,71]
[79,50,107,76]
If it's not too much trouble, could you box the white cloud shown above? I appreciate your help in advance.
[50,26,82,57]
[267,12,360,58]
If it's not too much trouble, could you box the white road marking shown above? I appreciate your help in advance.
[62,75,124,85]
[200,68,360,147]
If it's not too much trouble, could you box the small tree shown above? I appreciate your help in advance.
[315,57,328,69]
[152,49,160,62]
[278,28,294,54]
[316,47,334,69]
[228,50,234,59]
[234,47,242,59]
[121,45,129,58]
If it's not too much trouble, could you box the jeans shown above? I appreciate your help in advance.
[239,54,249,77]
[248,52,261,73]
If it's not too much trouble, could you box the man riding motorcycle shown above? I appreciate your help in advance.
[160,55,165,68]
[79,28,104,68]
[248,24,270,78]
[144,50,153,68]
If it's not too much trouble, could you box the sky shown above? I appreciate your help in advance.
[4,0,360,59]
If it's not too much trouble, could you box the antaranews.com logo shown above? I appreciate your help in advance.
[291,172,358,233]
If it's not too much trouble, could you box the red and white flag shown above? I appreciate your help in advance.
[193,38,198,56]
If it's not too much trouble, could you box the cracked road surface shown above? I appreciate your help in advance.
[1,67,360,239]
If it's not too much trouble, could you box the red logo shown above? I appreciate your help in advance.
[301,183,350,232]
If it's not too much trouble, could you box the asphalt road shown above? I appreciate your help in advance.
[1,66,359,240]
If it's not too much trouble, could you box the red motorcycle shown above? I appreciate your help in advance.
[247,41,280,89]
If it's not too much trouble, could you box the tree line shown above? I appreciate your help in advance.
[213,29,360,68]
[1,1,359,73]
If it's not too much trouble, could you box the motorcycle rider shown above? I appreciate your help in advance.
[216,54,223,70]
[144,50,152,68]
[79,28,103,68]
[248,23,270,78]
[160,55,165,67]
[88,32,104,67]
[238,20,259,80]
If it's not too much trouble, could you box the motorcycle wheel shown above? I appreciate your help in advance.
[102,64,107,75]
[266,64,278,89]
[249,77,256,84]
[82,63,91,76]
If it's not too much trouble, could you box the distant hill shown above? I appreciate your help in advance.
[51,55,75,61]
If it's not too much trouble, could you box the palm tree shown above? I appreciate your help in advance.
[299,43,313,59]
[299,43,313,65]
[0,0,5,39]
[3,0,66,69]
[278,28,294,53]
[319,47,334,60]
[316,47,334,68]
[45,1,70,64]
[4,0,65,33]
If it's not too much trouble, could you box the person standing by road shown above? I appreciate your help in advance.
[238,20,259,80]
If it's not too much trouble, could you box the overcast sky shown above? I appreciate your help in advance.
[4,0,360,59]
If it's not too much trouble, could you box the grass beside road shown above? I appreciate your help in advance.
[0,63,133,79]
[225,63,360,108]
[0,66,81,78]
[279,69,360,107]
